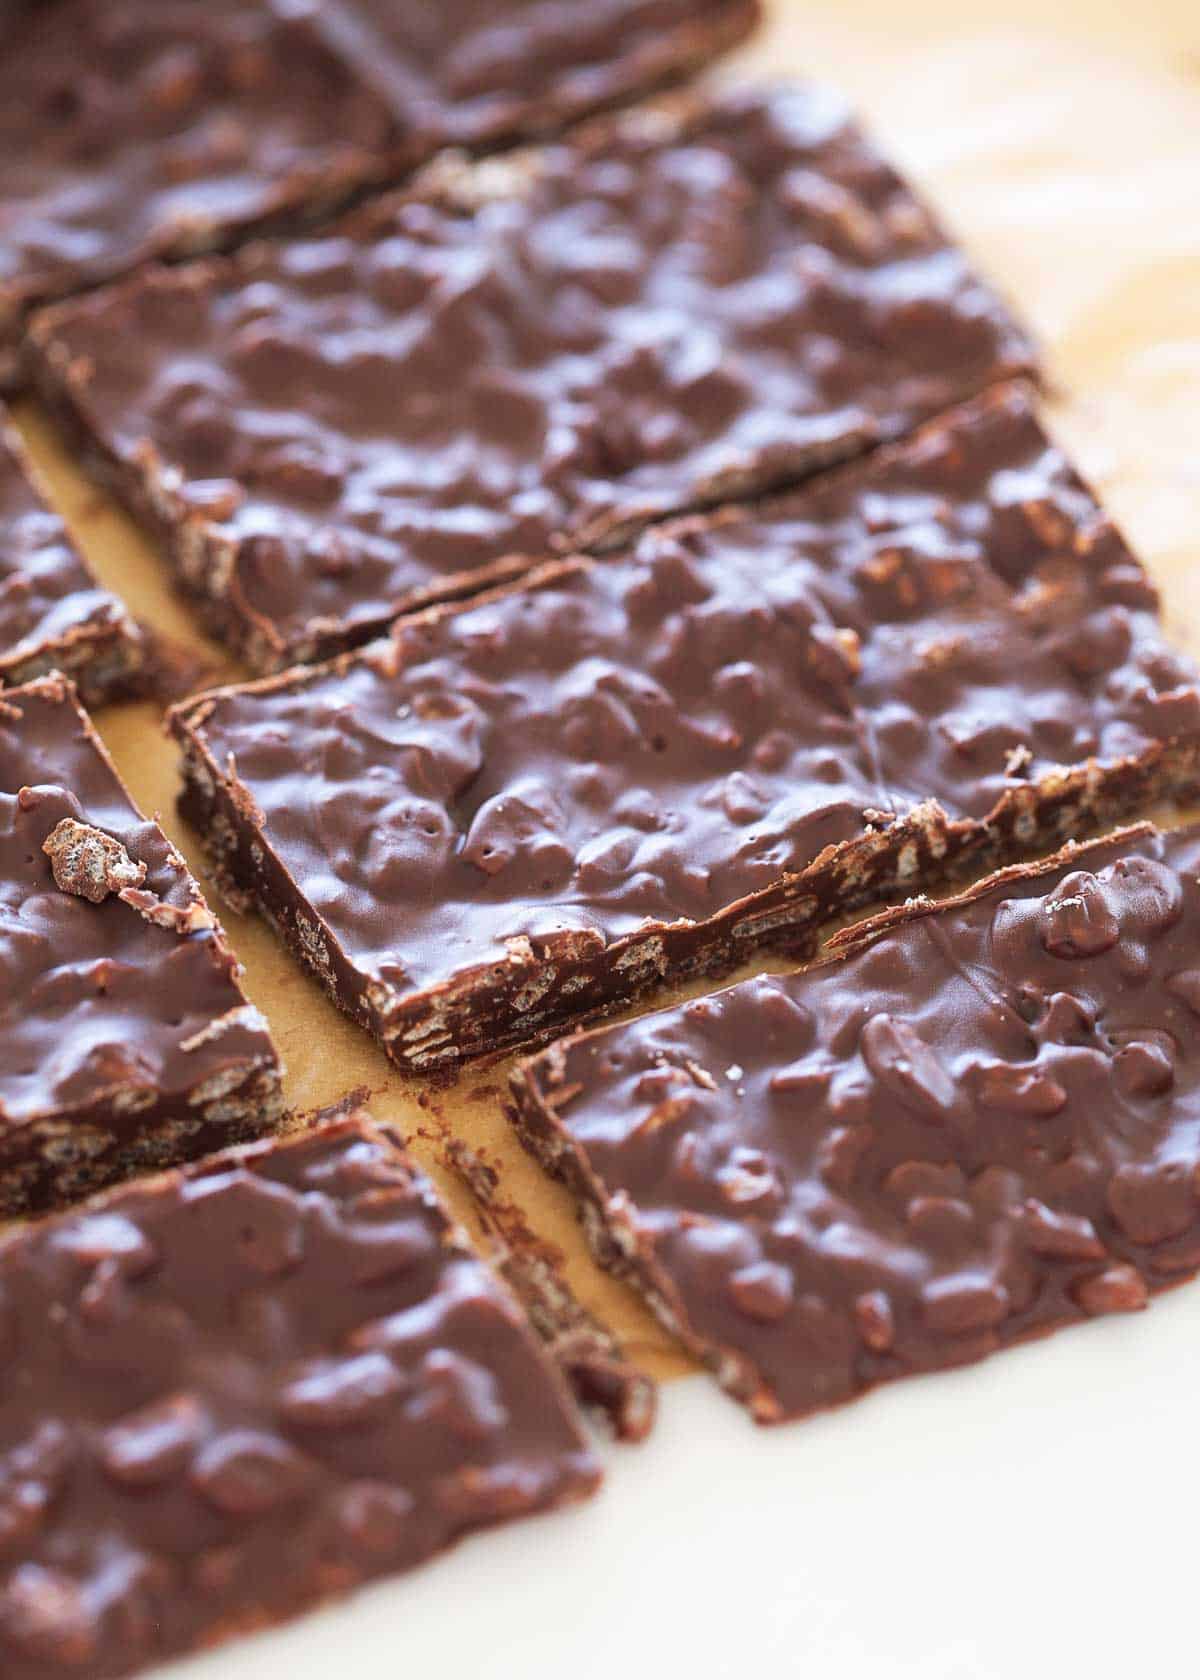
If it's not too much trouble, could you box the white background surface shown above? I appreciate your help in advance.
[69,0,1200,1674]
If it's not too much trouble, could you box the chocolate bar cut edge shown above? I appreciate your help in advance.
[443,1135,657,1442]
[0,419,146,705]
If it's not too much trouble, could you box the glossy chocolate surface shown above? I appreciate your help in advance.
[32,86,1034,665]
[659,384,1200,823]
[0,676,281,1211]
[170,388,1200,1066]
[0,422,141,700]
[512,823,1200,1421]
[3,0,759,385]
[0,1114,600,1678]
[312,0,761,151]
[0,0,402,382]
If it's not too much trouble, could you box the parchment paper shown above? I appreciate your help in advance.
[12,0,1200,1383]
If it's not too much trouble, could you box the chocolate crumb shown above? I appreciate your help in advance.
[116,886,217,935]
[43,817,146,904]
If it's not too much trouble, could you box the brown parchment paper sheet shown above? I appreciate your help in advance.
[11,0,1200,1384]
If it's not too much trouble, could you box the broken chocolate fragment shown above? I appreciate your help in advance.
[42,817,146,904]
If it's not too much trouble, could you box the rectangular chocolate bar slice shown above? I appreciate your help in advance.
[0,674,283,1212]
[0,418,144,705]
[1,0,758,391]
[30,86,1035,669]
[168,386,1200,1071]
[510,821,1200,1422]
[0,1111,600,1679]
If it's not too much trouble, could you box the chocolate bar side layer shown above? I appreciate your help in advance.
[28,85,1036,669]
[0,420,145,705]
[509,821,1200,1423]
[1,2,760,390]
[0,1113,601,1679]
[0,675,283,1213]
[444,1138,657,1442]
[167,386,1200,1072]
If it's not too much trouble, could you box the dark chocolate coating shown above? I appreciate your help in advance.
[0,422,143,704]
[169,387,1200,1070]
[31,86,1035,667]
[661,383,1200,823]
[0,1113,600,1678]
[511,822,1200,1422]
[1,0,757,387]
[311,0,761,150]
[0,676,282,1212]
[0,0,396,385]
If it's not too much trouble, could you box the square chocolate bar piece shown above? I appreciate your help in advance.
[31,86,1035,668]
[0,1111,600,1678]
[0,675,282,1212]
[2,0,758,389]
[0,418,144,705]
[169,387,1200,1070]
[511,822,1200,1422]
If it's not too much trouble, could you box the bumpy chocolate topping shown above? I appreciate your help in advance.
[658,384,1200,824]
[2,1,758,388]
[169,387,1200,1070]
[0,1113,600,1679]
[312,0,761,151]
[0,0,404,389]
[0,423,143,704]
[31,86,1035,668]
[511,822,1200,1422]
[0,676,282,1212]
